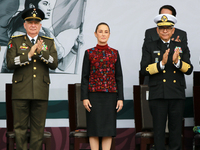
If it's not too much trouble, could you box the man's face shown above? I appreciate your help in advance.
[157,26,175,42]
[23,20,42,37]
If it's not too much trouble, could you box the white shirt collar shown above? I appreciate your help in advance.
[161,39,170,44]
[27,34,38,43]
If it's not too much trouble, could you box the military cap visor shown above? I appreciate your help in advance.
[22,8,45,21]
[154,14,177,26]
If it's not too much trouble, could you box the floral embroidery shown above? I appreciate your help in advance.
[87,45,118,92]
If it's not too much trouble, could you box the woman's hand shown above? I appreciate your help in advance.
[83,99,92,112]
[116,100,123,112]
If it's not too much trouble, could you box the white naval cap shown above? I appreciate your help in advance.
[154,14,177,26]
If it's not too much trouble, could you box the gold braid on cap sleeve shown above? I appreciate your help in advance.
[146,63,159,75]
[180,61,191,73]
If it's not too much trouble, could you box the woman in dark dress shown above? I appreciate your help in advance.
[81,22,124,150]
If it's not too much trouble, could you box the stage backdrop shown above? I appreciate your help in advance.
[0,0,199,128]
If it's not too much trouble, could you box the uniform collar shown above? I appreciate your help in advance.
[27,34,38,43]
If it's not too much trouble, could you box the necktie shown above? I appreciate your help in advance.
[164,43,169,48]
[31,39,35,45]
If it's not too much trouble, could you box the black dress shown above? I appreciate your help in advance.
[81,44,124,137]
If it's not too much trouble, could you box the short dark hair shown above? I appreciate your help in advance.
[159,5,176,16]
[95,22,110,33]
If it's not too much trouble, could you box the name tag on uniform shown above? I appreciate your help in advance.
[153,50,160,56]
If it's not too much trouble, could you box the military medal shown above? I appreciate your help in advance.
[42,42,48,51]
[155,58,159,63]
[174,46,182,53]
[20,43,29,50]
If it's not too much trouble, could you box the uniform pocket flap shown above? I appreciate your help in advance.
[12,75,23,84]
[43,75,50,84]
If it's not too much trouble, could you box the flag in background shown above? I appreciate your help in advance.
[52,0,87,37]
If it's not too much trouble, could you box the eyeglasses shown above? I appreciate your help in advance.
[158,26,173,31]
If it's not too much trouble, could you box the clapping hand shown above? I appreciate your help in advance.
[161,48,170,66]
[36,39,43,55]
[173,47,180,64]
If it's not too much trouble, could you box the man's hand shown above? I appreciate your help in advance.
[171,35,181,42]
[173,48,179,64]
[28,44,37,58]
[36,39,43,54]
[28,39,44,58]
[162,48,170,66]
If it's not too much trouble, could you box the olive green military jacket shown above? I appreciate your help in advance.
[6,35,58,100]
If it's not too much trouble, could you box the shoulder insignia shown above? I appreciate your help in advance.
[53,41,57,51]
[11,34,23,39]
[8,40,12,45]
[41,36,53,40]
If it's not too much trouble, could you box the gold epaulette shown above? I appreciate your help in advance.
[180,61,191,73]
[146,63,159,75]
[41,36,53,40]
[11,35,23,39]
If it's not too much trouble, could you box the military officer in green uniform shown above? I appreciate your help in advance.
[6,8,58,150]
[140,14,193,150]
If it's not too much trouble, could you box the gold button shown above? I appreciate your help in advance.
[46,62,48,64]
[163,79,166,82]
[22,53,24,55]
[43,60,45,62]
[34,67,36,70]
[158,53,160,56]
[173,80,176,83]
[34,59,36,62]
[174,71,176,73]
[33,75,36,78]
[34,53,37,55]
[15,81,17,83]
[163,70,166,73]
[27,62,29,65]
